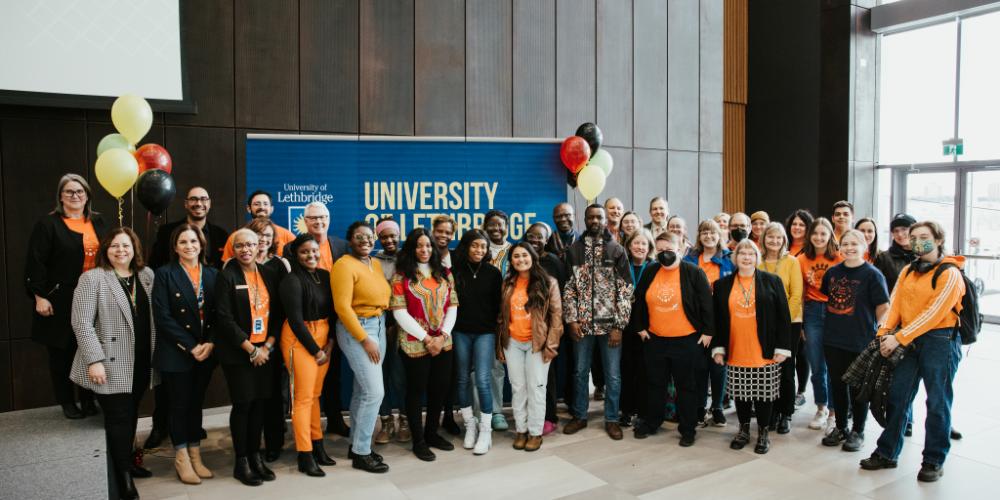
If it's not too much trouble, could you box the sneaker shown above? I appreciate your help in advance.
[491,413,509,431]
[712,409,727,427]
[634,424,657,439]
[842,431,864,452]
[697,408,709,428]
[860,453,898,470]
[822,427,848,447]
[917,463,944,482]
[825,415,836,433]
[904,422,913,437]
[809,408,829,430]
[542,421,557,436]
[795,392,806,407]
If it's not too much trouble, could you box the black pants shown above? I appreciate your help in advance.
[545,334,576,423]
[230,400,265,458]
[150,384,169,431]
[619,330,647,419]
[161,358,217,446]
[96,367,149,477]
[321,343,345,425]
[263,352,286,452]
[47,345,94,406]
[824,345,869,433]
[403,349,454,446]
[796,332,809,393]
[735,400,773,427]
[775,323,802,416]
[642,334,699,437]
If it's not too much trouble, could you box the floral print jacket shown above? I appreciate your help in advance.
[562,232,633,335]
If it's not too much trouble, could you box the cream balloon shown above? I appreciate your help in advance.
[111,94,153,145]
[95,148,139,198]
[589,148,614,176]
[576,164,606,202]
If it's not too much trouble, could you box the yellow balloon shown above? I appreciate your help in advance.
[111,94,153,145]
[576,164,606,202]
[95,148,139,198]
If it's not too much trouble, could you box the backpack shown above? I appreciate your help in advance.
[930,263,983,345]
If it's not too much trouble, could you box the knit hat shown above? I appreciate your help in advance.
[750,211,770,224]
[889,213,916,231]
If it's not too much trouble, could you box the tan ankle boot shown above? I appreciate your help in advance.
[174,448,201,484]
[188,446,213,479]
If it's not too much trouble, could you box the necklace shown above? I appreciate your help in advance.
[246,267,263,311]
[115,271,136,310]
[467,260,483,279]
[736,273,754,308]
[308,270,321,284]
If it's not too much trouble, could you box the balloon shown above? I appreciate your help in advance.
[95,149,139,198]
[135,143,172,174]
[560,136,591,174]
[576,164,606,202]
[135,169,176,216]
[575,122,603,157]
[589,148,614,176]
[96,133,135,157]
[111,94,153,145]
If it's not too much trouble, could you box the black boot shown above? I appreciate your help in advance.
[352,453,390,473]
[326,413,351,437]
[730,423,751,450]
[312,439,336,466]
[349,445,383,463]
[116,470,139,499]
[441,411,461,436]
[61,403,84,420]
[248,452,275,481]
[233,457,262,486]
[130,450,152,478]
[142,427,167,449]
[754,426,770,454]
[297,452,325,477]
[776,414,791,434]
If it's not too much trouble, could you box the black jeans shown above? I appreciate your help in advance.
[796,332,809,393]
[642,334,699,437]
[736,399,773,427]
[545,334,576,422]
[403,349,454,445]
[230,400,265,458]
[47,345,94,406]
[824,345,869,433]
[161,358,217,446]
[775,323,802,416]
[619,330,647,419]
[321,343,345,424]
[264,353,286,452]
[96,366,149,477]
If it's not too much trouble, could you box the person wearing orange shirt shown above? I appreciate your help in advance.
[797,217,843,432]
[783,209,814,258]
[221,191,296,262]
[498,242,563,452]
[861,221,966,483]
[26,173,109,420]
[631,232,714,446]
[712,239,792,455]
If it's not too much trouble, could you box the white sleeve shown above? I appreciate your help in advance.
[393,309,429,341]
[442,306,458,336]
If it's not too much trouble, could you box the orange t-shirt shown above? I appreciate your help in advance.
[317,239,334,271]
[798,253,843,302]
[789,239,805,257]
[243,269,271,343]
[646,267,697,337]
[698,255,721,287]
[63,217,99,272]
[727,275,770,368]
[181,262,205,321]
[509,277,533,343]
[222,223,296,261]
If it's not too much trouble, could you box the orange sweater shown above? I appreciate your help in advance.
[877,256,965,346]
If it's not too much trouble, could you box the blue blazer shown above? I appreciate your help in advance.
[152,261,219,372]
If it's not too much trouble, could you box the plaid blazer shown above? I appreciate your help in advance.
[70,267,157,394]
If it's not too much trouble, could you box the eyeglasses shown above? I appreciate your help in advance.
[186,196,210,203]
[233,242,259,250]
[62,189,86,199]
[352,234,374,242]
[304,215,329,222]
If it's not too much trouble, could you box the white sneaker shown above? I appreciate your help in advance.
[825,414,836,434]
[809,408,829,430]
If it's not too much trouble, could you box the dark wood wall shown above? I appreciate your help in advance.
[0,0,724,412]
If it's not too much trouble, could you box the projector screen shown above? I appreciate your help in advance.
[0,0,192,112]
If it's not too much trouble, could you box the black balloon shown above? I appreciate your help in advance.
[136,169,176,216]
[575,122,603,157]
[567,169,578,188]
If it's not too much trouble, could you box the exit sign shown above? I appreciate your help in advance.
[943,138,964,156]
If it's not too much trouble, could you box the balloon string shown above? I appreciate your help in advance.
[117,197,124,227]
[130,189,135,228]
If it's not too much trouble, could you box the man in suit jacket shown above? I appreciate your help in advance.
[149,187,229,269]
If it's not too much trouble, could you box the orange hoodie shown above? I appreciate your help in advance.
[877,256,966,346]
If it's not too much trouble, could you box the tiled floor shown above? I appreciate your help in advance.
[136,326,1000,500]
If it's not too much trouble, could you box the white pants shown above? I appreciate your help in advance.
[504,339,549,436]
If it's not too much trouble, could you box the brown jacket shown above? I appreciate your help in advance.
[498,276,564,357]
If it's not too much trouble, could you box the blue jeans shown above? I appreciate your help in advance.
[875,328,961,466]
[336,315,386,456]
[803,302,829,406]
[572,334,622,422]
[379,325,406,416]
[453,331,495,413]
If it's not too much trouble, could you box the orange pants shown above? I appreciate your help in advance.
[281,320,330,452]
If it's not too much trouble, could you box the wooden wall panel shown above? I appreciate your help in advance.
[513,0,556,138]
[556,0,596,137]
[724,0,748,104]
[724,0,747,212]
[360,0,415,135]
[234,0,299,130]
[163,127,239,231]
[166,0,234,127]
[633,0,667,149]
[596,0,634,147]
[0,342,11,412]
[415,0,465,136]
[11,339,53,409]
[300,0,360,133]
[467,0,513,137]
[0,144,6,341]
[724,102,745,212]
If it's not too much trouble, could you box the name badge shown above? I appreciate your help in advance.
[236,285,249,290]
[253,317,264,334]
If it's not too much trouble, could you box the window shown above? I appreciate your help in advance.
[958,13,1000,161]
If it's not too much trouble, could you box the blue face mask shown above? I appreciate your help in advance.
[912,239,936,256]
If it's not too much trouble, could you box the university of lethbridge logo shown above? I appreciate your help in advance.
[288,206,307,235]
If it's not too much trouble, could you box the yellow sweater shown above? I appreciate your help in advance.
[758,254,804,323]
[878,256,965,346]
[331,255,391,342]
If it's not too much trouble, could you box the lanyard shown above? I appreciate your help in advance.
[629,261,649,288]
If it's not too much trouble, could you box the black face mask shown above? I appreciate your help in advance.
[657,250,677,267]
[730,228,748,242]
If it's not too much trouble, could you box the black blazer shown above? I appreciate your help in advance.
[148,219,229,270]
[710,270,792,359]
[25,213,109,348]
[152,262,219,372]
[214,259,284,365]
[629,262,715,337]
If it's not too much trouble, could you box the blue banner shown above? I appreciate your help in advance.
[245,136,567,244]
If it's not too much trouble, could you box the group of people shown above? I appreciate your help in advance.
[26,174,967,499]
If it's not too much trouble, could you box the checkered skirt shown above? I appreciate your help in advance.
[726,362,781,401]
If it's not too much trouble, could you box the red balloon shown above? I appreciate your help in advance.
[560,136,591,174]
[134,143,172,174]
